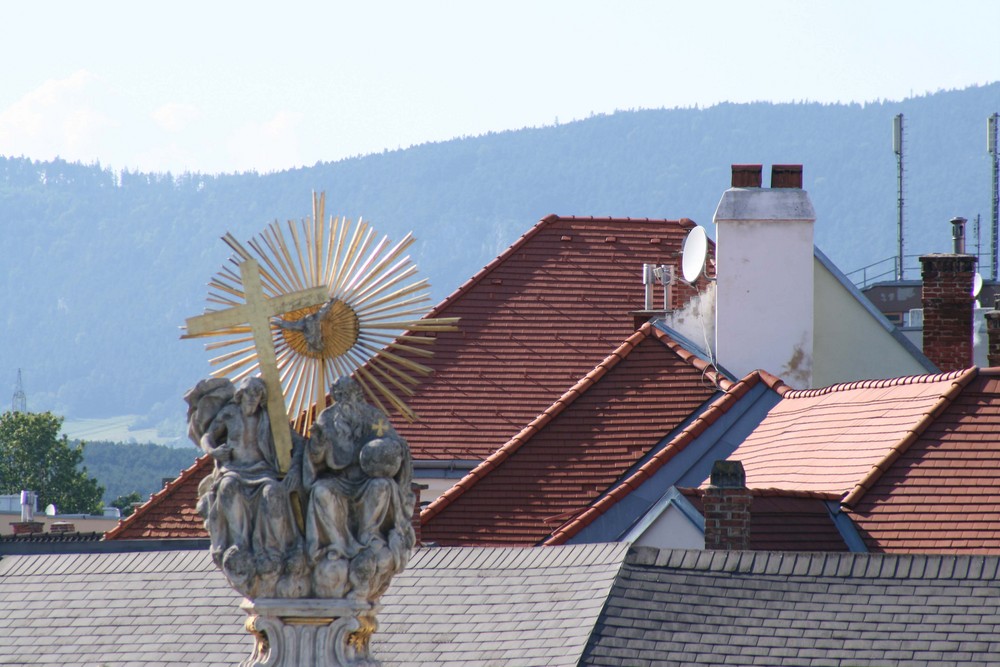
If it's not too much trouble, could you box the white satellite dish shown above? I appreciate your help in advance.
[681,226,708,283]
[974,272,983,298]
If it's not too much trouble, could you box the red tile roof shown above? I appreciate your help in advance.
[721,370,976,495]
[846,369,1000,552]
[545,369,789,546]
[111,215,711,540]
[392,215,711,461]
[420,323,726,546]
[104,456,208,540]
[683,488,850,552]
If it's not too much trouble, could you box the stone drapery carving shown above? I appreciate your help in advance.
[185,375,415,603]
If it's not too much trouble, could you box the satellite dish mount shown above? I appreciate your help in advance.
[643,263,673,311]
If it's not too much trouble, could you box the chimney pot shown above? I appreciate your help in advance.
[731,164,763,188]
[951,216,968,254]
[771,164,803,189]
[709,460,746,488]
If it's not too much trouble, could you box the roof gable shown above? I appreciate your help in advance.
[421,324,725,546]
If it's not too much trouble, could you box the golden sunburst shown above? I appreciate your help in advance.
[187,192,457,431]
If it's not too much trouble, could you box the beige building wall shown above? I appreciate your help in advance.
[813,256,931,387]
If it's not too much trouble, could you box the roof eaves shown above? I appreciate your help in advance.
[544,369,780,546]
[419,323,656,526]
[841,366,979,508]
[680,487,842,501]
[103,455,209,540]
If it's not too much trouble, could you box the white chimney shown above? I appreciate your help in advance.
[714,165,816,388]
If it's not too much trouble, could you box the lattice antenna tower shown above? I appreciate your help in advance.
[989,113,998,280]
[11,369,26,413]
[893,113,905,280]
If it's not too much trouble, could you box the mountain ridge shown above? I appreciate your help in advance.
[2,82,998,423]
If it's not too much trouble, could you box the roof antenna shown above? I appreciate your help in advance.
[643,264,673,310]
[11,369,26,413]
[894,114,905,280]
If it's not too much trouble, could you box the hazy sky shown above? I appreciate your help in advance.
[2,2,997,175]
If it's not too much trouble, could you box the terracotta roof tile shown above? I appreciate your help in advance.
[104,455,208,540]
[847,369,1000,552]
[391,215,711,460]
[110,215,711,540]
[722,369,975,496]
[420,324,723,546]
[545,369,789,545]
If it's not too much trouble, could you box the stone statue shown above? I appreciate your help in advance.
[186,377,305,599]
[185,374,415,603]
[304,377,416,601]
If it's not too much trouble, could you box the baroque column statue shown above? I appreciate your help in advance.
[185,375,416,666]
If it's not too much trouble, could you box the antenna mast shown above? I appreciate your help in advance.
[11,369,26,413]
[893,114,905,280]
[989,113,998,280]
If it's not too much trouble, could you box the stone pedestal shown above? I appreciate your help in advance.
[241,598,380,667]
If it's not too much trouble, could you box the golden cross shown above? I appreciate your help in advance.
[373,418,389,438]
[183,259,329,473]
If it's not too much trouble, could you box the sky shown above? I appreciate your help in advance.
[2,1,998,175]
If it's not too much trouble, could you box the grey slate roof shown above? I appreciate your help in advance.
[0,549,248,666]
[0,543,629,666]
[377,542,629,666]
[4,543,1000,666]
[582,547,1000,667]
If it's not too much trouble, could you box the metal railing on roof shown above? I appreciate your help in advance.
[846,256,900,289]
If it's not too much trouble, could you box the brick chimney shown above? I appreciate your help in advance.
[702,460,751,551]
[920,220,976,371]
[986,297,1000,367]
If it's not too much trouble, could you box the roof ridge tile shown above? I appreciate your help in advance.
[782,368,974,399]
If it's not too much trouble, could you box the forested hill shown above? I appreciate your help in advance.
[2,83,998,424]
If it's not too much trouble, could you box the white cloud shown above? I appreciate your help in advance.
[227,111,304,173]
[0,70,115,162]
[151,103,199,133]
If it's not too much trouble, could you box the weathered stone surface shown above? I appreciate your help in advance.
[185,375,415,606]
